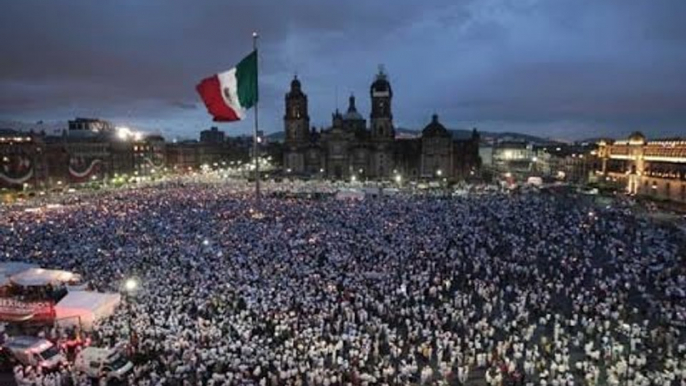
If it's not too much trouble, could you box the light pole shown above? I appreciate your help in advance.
[436,169,444,193]
[124,278,138,352]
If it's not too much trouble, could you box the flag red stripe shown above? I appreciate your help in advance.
[196,75,240,122]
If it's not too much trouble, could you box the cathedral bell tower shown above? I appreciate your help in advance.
[284,76,310,144]
[370,66,394,140]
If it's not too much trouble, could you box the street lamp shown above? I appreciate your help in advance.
[436,169,442,177]
[395,174,402,184]
[116,127,131,140]
[125,278,138,292]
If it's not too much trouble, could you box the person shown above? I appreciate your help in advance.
[0,178,683,385]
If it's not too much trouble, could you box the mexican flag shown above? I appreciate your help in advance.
[196,50,258,122]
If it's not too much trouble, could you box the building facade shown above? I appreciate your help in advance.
[283,70,480,181]
[597,132,686,203]
[1,118,174,190]
[200,127,226,144]
[0,130,48,189]
[68,118,115,133]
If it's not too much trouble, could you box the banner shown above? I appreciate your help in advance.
[0,298,56,322]
[68,157,102,180]
[0,149,33,186]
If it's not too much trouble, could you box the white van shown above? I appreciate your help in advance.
[74,347,133,380]
[2,336,65,369]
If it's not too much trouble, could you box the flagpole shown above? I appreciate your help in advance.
[252,32,260,202]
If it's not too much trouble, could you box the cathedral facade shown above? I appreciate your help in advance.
[283,70,480,181]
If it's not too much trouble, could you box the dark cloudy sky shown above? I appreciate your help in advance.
[1,0,685,140]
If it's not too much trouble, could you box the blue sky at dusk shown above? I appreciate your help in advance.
[1,0,685,140]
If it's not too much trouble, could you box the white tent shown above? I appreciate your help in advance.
[0,262,37,288]
[55,291,121,330]
[335,189,365,201]
[10,268,80,287]
[361,187,380,197]
[0,262,37,277]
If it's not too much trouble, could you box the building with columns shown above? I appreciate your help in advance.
[283,69,480,181]
[596,132,686,203]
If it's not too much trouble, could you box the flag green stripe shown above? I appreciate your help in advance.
[236,50,258,109]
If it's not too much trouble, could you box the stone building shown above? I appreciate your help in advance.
[283,70,480,181]
[0,130,48,189]
[597,132,686,203]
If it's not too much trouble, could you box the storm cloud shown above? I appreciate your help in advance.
[1,0,685,140]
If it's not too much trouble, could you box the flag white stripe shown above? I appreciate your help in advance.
[217,69,245,119]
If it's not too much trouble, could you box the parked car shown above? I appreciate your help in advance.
[2,336,65,369]
[74,347,133,380]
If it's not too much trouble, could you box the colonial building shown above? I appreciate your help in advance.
[283,70,480,180]
[3,118,173,189]
[0,130,48,189]
[597,132,686,203]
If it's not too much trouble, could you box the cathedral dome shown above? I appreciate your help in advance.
[370,68,392,96]
[422,114,451,138]
[343,94,364,121]
[287,75,304,98]
[343,110,364,121]
[291,75,301,90]
[628,131,645,144]
[371,78,390,93]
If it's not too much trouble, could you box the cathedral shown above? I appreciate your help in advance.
[283,69,480,181]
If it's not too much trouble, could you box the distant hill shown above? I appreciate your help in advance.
[479,131,562,145]
[577,137,609,144]
[266,131,286,141]
[3,119,562,145]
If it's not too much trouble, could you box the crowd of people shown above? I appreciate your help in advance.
[0,181,685,386]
